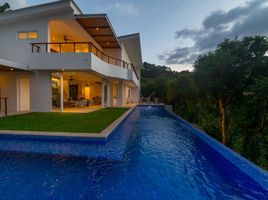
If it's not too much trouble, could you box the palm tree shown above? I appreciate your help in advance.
[0,3,10,13]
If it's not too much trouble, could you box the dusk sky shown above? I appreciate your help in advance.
[2,0,268,71]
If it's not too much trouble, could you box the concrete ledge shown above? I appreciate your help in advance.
[138,104,165,106]
[0,106,136,143]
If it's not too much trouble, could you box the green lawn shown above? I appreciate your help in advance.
[0,108,129,133]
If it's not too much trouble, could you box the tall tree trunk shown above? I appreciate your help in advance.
[219,98,227,144]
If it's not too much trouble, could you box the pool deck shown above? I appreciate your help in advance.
[0,106,135,143]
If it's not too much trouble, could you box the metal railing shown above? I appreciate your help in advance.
[30,42,139,80]
[0,97,8,116]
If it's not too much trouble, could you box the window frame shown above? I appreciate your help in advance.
[18,31,39,40]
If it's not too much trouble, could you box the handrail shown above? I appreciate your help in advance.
[30,42,139,80]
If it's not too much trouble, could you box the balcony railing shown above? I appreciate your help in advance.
[30,42,139,80]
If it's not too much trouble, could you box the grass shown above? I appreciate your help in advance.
[0,108,129,133]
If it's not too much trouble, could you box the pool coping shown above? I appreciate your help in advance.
[0,106,136,143]
[165,108,268,190]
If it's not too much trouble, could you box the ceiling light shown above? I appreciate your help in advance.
[10,68,14,71]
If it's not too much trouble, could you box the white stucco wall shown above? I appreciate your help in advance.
[0,11,74,66]
[121,43,131,64]
[30,71,52,112]
[91,54,129,80]
[28,53,91,70]
[0,71,32,112]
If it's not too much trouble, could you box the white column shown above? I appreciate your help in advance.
[130,87,133,104]
[60,73,64,112]
[109,80,114,107]
[101,79,106,108]
[106,80,111,107]
[118,81,124,107]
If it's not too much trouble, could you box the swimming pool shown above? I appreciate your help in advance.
[0,106,267,199]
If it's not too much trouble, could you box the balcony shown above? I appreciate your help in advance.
[29,42,139,83]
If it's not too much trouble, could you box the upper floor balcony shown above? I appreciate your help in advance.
[29,41,140,86]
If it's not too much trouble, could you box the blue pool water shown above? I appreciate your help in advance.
[0,106,267,199]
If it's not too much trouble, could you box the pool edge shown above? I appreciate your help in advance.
[0,106,136,144]
[165,108,268,190]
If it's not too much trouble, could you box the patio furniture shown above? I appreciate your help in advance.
[93,96,101,105]
[75,99,89,107]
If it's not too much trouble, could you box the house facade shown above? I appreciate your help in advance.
[0,0,142,113]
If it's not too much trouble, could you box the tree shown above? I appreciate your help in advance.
[141,62,179,102]
[0,3,10,13]
[194,36,268,144]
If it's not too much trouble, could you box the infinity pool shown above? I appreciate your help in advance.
[0,106,267,199]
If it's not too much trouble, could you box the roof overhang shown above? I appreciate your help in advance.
[0,0,82,25]
[119,33,143,73]
[0,59,29,71]
[75,14,121,49]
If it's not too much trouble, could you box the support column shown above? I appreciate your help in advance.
[118,81,124,107]
[133,87,140,104]
[101,79,107,108]
[60,73,64,112]
[106,80,111,107]
[109,80,114,107]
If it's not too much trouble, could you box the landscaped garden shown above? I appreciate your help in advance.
[0,108,129,133]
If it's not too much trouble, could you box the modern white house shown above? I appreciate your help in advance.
[0,0,142,114]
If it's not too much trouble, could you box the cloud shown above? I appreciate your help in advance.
[103,3,139,17]
[168,64,194,72]
[0,0,27,9]
[159,0,268,65]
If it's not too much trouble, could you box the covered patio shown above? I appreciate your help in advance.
[51,71,103,113]
[0,58,31,116]
[51,71,137,113]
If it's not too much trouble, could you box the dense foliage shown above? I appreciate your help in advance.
[0,3,10,13]
[141,36,268,170]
